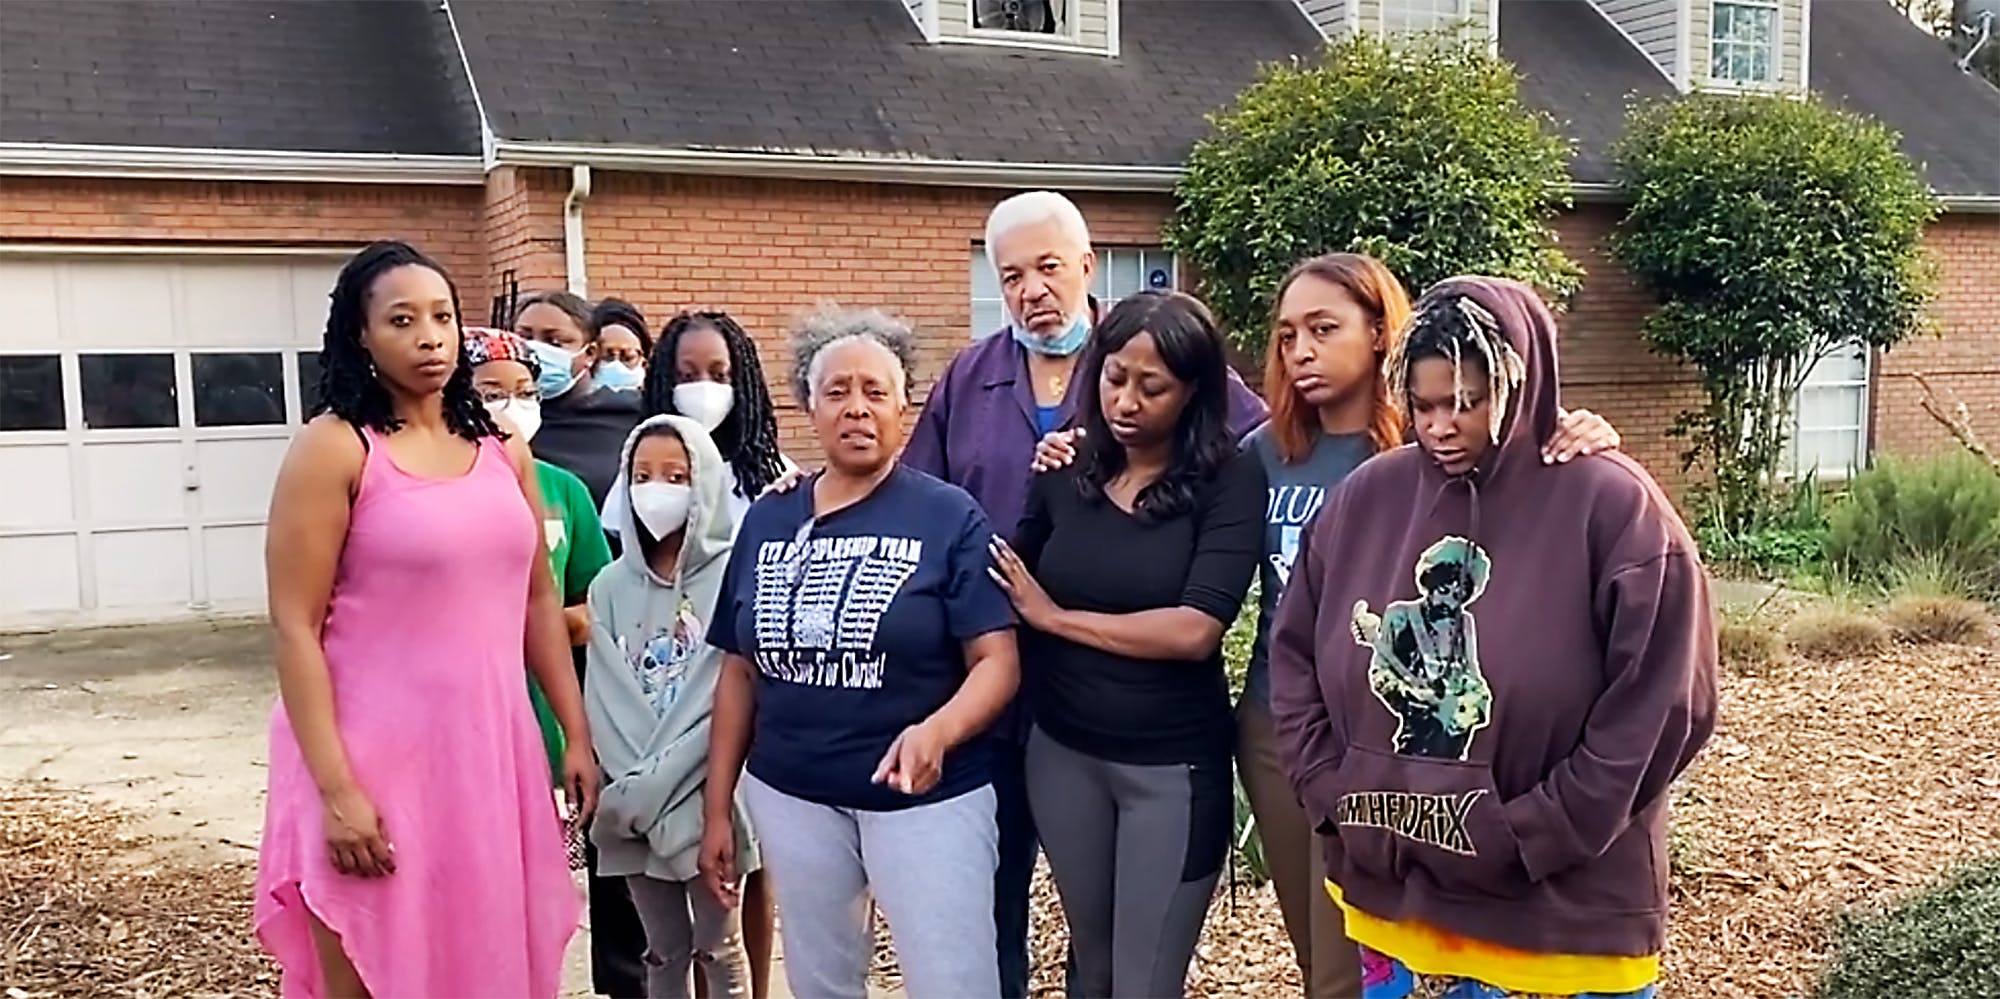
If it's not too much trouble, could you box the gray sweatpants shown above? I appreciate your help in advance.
[624,875,751,999]
[742,773,1001,999]
[1026,726,1232,999]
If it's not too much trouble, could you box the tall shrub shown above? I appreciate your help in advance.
[1827,453,2000,597]
[1166,31,1579,353]
[1611,94,1938,530]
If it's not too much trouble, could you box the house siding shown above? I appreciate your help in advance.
[1594,0,1682,79]
[1298,0,1348,36]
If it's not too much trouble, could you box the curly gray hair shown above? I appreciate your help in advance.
[788,304,919,408]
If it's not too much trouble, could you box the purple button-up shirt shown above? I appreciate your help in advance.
[903,328,1269,535]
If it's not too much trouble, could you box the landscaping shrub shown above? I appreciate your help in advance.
[1883,594,1991,646]
[1815,857,2000,999]
[1784,607,1890,661]
[1828,454,2000,598]
[1694,476,1829,581]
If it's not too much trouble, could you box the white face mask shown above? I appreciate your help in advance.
[630,481,693,539]
[673,382,736,433]
[486,398,542,442]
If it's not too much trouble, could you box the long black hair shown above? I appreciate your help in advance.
[1073,290,1236,521]
[313,240,500,441]
[642,310,787,497]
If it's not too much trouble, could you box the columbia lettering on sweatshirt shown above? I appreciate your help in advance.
[1268,277,1719,959]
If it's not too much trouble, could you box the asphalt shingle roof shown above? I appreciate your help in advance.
[0,0,480,156]
[447,0,1322,166]
[1500,0,1678,185]
[1810,0,2000,198]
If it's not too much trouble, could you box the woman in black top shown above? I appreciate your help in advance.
[989,290,1264,999]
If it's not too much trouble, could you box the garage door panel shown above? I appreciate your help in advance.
[84,442,187,526]
[0,445,74,530]
[0,535,81,614]
[202,524,267,605]
[290,262,344,345]
[0,261,61,349]
[194,438,287,520]
[184,262,295,347]
[65,262,176,347]
[93,530,191,609]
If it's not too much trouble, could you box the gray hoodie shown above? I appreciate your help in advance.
[585,414,760,882]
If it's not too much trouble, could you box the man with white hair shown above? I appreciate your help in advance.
[904,190,1266,998]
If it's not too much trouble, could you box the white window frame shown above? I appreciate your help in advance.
[1786,342,1871,481]
[1709,0,1782,86]
[1380,0,1470,36]
[968,0,1079,43]
[969,244,1178,340]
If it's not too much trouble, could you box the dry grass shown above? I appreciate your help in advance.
[1719,609,1785,675]
[1882,594,1992,646]
[0,784,275,999]
[1785,606,1892,660]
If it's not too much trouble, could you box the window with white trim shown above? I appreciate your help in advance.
[1710,1,1780,85]
[971,0,1068,37]
[969,245,1177,339]
[1787,342,1870,479]
[1381,0,1469,35]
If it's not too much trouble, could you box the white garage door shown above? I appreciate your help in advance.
[0,252,345,629]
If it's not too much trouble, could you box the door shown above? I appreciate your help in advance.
[0,252,344,628]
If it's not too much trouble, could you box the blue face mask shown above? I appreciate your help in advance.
[525,338,580,400]
[1012,312,1090,358]
[596,360,643,392]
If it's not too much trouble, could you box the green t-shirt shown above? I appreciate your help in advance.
[528,460,614,783]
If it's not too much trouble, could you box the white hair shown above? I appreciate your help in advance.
[983,190,1092,270]
[789,305,916,408]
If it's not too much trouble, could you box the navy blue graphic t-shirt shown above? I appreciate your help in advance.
[708,464,1015,811]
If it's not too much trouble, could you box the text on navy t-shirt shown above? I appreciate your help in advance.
[706,464,1015,811]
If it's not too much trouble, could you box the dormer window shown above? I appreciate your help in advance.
[1710,0,1780,85]
[974,0,1068,38]
[1381,0,1469,36]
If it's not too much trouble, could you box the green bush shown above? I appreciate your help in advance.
[1827,454,2000,598]
[1816,857,2000,999]
[1166,30,1578,350]
[1612,94,1937,531]
[1694,477,1830,579]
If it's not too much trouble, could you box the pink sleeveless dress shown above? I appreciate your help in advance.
[254,428,581,998]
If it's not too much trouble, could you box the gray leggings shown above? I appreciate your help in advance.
[624,875,750,999]
[1025,726,1232,999]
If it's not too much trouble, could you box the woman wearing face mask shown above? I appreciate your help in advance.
[467,327,617,783]
[517,290,645,509]
[592,298,654,393]
[987,290,1264,999]
[639,309,795,525]
[587,414,760,999]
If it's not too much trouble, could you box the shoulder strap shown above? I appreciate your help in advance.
[348,420,371,454]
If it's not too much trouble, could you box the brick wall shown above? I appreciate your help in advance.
[1872,212,2000,460]
[0,175,486,306]
[577,172,1172,455]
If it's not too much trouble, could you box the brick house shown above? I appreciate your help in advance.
[0,0,1994,628]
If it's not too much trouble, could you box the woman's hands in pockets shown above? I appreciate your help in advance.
[874,718,950,796]
[322,785,395,877]
[699,819,743,909]
[987,538,1058,630]
[1031,428,1082,473]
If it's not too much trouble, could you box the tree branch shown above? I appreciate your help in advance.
[1913,372,2000,475]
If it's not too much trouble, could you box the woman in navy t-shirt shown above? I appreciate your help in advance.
[699,306,1020,999]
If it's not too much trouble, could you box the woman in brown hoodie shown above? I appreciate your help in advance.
[1269,277,1717,999]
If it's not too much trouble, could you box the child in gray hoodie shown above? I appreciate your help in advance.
[586,414,761,999]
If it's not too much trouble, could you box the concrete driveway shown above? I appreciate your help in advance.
[0,619,897,998]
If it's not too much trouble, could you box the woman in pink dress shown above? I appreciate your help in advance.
[256,241,595,998]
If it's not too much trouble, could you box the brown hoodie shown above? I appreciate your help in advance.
[1268,277,1718,958]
